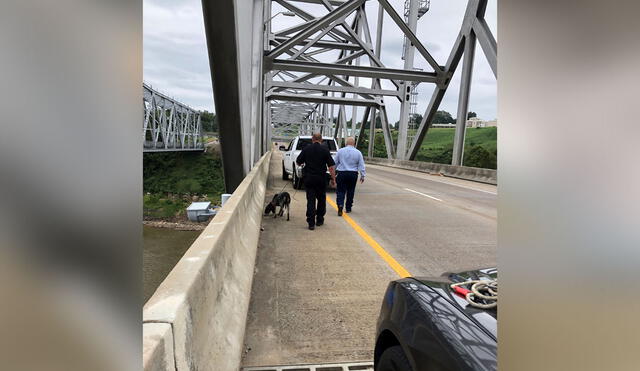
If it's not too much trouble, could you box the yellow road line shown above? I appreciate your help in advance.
[326,197,411,278]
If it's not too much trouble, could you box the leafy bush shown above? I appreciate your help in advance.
[143,150,224,200]
[463,145,497,169]
[175,179,202,194]
[143,194,189,218]
[143,150,225,219]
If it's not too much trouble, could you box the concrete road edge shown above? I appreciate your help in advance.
[364,157,497,185]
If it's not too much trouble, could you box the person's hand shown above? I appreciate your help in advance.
[360,177,365,184]
[330,179,336,188]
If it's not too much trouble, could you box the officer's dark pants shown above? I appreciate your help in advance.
[336,171,358,211]
[303,174,326,226]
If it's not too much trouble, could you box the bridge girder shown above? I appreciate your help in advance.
[202,0,496,189]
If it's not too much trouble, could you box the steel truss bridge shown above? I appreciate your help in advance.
[143,83,204,152]
[199,0,495,191]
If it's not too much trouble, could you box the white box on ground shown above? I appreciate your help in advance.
[187,201,214,222]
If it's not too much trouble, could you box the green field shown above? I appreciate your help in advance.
[358,126,497,169]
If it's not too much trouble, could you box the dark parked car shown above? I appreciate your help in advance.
[374,268,497,371]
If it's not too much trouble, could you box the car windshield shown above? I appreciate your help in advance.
[296,138,337,151]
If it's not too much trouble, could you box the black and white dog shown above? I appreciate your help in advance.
[264,192,291,221]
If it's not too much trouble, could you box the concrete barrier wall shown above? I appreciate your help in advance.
[365,157,497,185]
[143,151,272,371]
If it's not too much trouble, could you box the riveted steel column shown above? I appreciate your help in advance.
[452,32,476,166]
[368,109,376,157]
[396,0,419,160]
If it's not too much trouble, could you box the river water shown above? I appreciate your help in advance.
[143,225,200,303]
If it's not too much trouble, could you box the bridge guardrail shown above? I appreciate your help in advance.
[143,151,272,371]
[365,157,497,185]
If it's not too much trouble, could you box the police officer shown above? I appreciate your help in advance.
[296,133,336,230]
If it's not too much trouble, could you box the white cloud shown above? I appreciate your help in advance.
[143,0,213,111]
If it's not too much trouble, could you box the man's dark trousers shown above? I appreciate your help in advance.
[304,174,326,226]
[336,171,358,211]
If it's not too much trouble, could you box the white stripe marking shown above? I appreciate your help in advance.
[404,188,442,202]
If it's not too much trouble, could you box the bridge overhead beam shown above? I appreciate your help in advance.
[197,0,498,173]
[267,59,439,83]
[284,0,347,5]
[267,92,378,106]
[268,81,398,97]
[271,38,361,51]
[268,0,365,58]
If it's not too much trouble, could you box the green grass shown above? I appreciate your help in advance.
[143,194,191,219]
[416,127,497,167]
[357,127,497,169]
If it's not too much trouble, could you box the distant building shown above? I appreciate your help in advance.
[466,117,497,128]
[432,123,456,128]
[431,118,497,129]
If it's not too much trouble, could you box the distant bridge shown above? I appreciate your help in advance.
[143,83,203,152]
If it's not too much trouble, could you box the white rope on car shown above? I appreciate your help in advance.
[450,279,497,309]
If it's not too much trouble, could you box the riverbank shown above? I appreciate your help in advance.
[143,148,225,228]
[143,219,207,231]
[143,146,225,302]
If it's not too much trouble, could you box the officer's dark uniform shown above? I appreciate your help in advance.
[296,141,335,228]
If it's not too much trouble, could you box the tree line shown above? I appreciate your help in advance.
[200,110,218,133]
[343,110,477,129]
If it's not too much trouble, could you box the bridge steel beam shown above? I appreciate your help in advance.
[406,0,497,163]
[452,31,476,166]
[202,0,264,191]
[267,59,439,83]
[268,81,399,97]
[267,92,378,106]
[368,108,377,157]
[198,0,498,168]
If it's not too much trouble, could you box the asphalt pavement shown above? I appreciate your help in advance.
[241,152,496,366]
[350,164,496,277]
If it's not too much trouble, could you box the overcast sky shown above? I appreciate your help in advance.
[144,0,496,121]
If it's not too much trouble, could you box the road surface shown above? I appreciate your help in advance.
[242,152,496,367]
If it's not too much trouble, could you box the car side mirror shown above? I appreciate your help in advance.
[279,145,286,151]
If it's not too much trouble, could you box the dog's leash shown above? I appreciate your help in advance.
[278,180,289,194]
[291,186,300,201]
[272,175,299,202]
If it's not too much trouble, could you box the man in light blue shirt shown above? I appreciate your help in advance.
[334,137,366,216]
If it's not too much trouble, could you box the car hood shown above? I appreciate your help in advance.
[412,268,497,339]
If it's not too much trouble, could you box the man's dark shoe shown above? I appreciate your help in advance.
[346,208,352,213]
[308,225,315,230]
[338,206,343,216]
[316,220,324,226]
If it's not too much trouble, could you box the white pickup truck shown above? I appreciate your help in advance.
[279,136,339,189]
